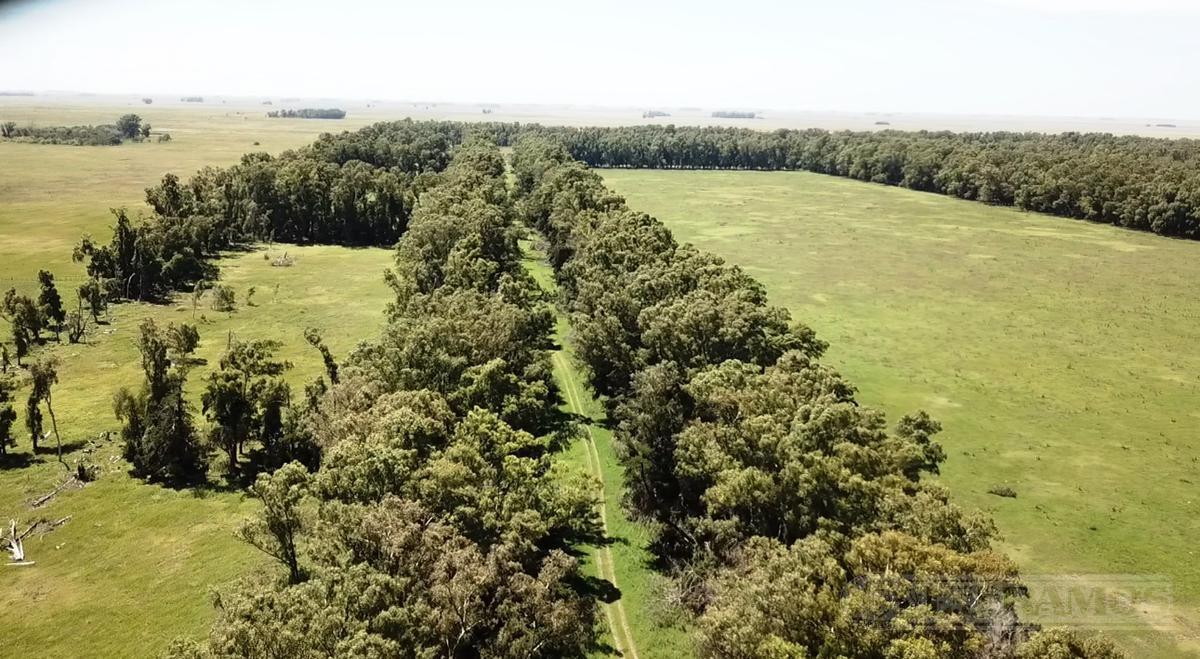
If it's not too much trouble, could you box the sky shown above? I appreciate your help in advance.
[0,0,1197,118]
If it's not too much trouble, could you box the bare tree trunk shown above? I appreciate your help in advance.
[46,394,64,469]
[226,443,238,477]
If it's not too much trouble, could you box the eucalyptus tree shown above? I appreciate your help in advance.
[28,357,62,465]
[37,270,65,341]
[202,339,291,476]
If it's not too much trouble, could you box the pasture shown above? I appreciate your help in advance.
[603,169,1200,658]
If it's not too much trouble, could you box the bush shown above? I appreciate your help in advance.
[211,285,236,312]
[988,484,1018,498]
[266,108,346,119]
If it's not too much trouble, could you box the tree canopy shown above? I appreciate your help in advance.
[172,140,603,659]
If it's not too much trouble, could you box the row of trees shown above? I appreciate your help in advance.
[512,136,1122,658]
[519,124,1200,239]
[0,114,153,145]
[169,141,605,657]
[266,108,346,119]
[312,119,1200,240]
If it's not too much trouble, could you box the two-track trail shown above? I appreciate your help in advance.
[552,350,641,659]
[521,235,689,657]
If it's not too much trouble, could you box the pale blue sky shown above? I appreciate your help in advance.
[0,0,1197,118]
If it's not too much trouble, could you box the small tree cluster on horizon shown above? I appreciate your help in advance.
[0,114,154,146]
[265,108,345,119]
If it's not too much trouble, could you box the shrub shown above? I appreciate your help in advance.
[211,285,236,312]
[989,485,1018,498]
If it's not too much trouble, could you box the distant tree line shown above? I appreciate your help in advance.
[180,96,204,103]
[316,120,1200,240]
[511,135,1123,658]
[168,141,605,657]
[518,124,1200,239]
[710,110,756,119]
[267,108,346,119]
[643,110,670,118]
[0,114,155,146]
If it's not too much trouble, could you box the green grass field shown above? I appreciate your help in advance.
[0,104,395,655]
[603,169,1200,657]
[0,100,389,291]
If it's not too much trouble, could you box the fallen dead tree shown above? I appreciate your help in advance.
[6,516,71,566]
[29,475,83,508]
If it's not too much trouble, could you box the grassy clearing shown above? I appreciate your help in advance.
[603,169,1200,658]
[0,103,395,655]
[524,246,694,659]
[0,244,394,656]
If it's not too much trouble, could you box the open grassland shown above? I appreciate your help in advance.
[0,103,395,655]
[603,169,1200,658]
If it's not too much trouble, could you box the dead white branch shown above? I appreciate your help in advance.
[29,475,82,508]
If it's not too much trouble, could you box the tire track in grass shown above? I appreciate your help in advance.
[553,351,641,659]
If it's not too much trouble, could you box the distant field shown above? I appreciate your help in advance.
[0,103,395,655]
[5,93,1199,139]
[603,169,1200,658]
[0,101,387,291]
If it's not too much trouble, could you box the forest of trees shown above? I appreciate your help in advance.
[520,124,1200,239]
[711,111,756,119]
[0,113,153,145]
[267,108,346,119]
[8,118,1144,655]
[159,120,1124,656]
[166,140,609,657]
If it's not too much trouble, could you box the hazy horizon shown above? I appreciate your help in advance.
[2,0,1199,120]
